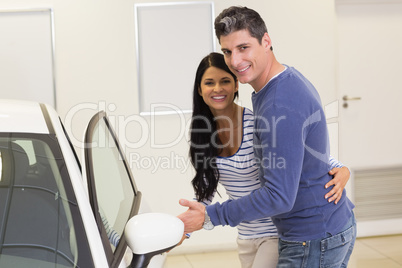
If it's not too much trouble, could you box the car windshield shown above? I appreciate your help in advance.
[0,133,93,268]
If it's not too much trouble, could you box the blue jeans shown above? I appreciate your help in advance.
[277,213,356,268]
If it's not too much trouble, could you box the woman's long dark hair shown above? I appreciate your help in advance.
[189,52,238,202]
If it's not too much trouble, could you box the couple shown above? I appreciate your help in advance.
[178,6,356,268]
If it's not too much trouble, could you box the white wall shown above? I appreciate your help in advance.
[0,0,338,254]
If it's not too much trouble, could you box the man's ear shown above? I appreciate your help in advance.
[262,32,272,52]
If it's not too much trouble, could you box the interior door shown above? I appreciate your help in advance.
[336,2,402,236]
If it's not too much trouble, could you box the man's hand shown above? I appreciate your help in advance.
[325,167,350,204]
[177,199,206,233]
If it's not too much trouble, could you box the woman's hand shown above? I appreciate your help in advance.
[167,233,188,253]
[325,166,350,204]
[177,234,189,247]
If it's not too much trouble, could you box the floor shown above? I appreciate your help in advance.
[165,235,402,268]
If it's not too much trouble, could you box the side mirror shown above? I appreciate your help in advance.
[125,213,184,268]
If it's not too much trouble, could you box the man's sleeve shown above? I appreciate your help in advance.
[207,106,306,227]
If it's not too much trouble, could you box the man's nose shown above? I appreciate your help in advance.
[230,51,241,68]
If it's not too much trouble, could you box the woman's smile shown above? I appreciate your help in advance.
[212,95,227,102]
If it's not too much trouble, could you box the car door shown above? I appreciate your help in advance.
[84,111,142,268]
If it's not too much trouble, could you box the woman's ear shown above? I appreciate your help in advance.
[235,80,239,92]
[198,86,202,96]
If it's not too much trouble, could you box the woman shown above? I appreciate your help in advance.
[185,52,349,268]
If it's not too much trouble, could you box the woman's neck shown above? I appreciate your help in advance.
[213,104,244,157]
[213,103,242,130]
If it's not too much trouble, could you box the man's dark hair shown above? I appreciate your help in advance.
[215,6,272,50]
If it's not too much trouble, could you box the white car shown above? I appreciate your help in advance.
[0,100,183,268]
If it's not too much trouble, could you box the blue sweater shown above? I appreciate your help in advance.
[207,66,354,241]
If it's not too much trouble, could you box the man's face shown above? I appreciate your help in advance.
[220,29,272,91]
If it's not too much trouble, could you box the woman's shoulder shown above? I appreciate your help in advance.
[242,107,254,132]
[243,107,253,116]
[242,107,254,121]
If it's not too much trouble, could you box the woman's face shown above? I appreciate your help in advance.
[198,66,238,114]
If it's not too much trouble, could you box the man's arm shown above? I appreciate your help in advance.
[179,106,306,230]
[177,191,216,235]
[177,199,205,233]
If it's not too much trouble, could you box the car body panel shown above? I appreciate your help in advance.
[45,103,110,267]
[0,100,49,134]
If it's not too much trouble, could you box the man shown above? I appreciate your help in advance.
[178,6,356,267]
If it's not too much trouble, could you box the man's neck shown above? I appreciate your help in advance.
[253,57,285,92]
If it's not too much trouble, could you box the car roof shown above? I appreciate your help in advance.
[0,99,51,134]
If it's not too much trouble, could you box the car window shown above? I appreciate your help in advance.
[84,112,141,266]
[0,134,93,268]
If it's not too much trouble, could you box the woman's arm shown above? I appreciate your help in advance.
[325,157,350,204]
